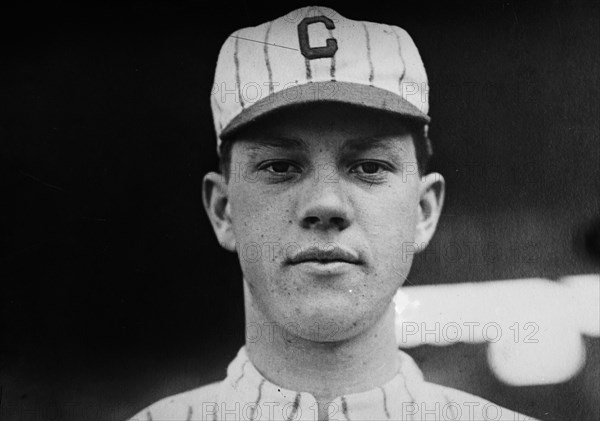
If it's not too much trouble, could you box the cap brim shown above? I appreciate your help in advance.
[220,81,430,140]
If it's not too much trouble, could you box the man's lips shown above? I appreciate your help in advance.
[285,245,362,265]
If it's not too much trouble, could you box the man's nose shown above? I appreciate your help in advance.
[297,176,353,231]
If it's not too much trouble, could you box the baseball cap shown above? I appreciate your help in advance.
[210,6,430,154]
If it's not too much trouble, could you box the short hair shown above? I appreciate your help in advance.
[217,116,433,182]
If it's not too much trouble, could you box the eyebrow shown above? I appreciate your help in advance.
[245,136,308,152]
[243,134,408,156]
[343,135,409,155]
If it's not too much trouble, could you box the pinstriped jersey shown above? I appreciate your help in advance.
[128,346,537,421]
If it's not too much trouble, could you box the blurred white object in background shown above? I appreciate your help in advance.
[394,274,600,386]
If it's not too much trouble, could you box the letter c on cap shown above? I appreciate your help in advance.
[297,16,338,60]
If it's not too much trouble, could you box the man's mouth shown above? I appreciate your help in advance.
[286,245,362,265]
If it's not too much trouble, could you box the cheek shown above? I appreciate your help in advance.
[357,183,419,236]
[228,184,290,280]
[230,184,281,239]
[359,186,420,282]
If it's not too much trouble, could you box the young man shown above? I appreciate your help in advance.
[129,6,536,421]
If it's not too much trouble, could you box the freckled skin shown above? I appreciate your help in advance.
[226,104,422,342]
[203,101,444,403]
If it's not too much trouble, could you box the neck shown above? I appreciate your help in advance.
[243,279,400,403]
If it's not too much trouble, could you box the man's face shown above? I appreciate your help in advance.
[218,104,433,341]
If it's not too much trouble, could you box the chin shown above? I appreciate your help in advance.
[275,295,377,343]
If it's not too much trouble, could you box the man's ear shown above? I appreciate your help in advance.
[414,172,445,251]
[202,172,236,252]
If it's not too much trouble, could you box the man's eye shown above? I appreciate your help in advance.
[351,161,388,175]
[260,161,300,174]
[270,162,292,173]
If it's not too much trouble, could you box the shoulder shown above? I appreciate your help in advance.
[397,351,538,420]
[127,381,222,421]
[423,382,539,421]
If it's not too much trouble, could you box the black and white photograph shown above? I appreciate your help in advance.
[1,1,599,420]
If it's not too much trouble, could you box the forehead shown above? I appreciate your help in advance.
[231,103,414,151]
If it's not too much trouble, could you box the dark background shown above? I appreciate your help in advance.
[1,1,599,420]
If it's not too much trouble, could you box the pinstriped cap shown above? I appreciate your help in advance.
[211,6,430,155]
